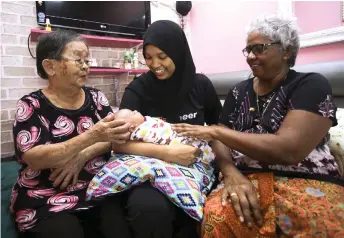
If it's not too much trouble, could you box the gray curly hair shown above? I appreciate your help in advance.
[246,15,300,67]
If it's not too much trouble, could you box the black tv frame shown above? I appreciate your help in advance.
[35,1,151,39]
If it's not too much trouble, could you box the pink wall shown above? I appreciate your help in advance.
[190,1,344,74]
[295,1,343,34]
[190,1,278,74]
[297,42,344,65]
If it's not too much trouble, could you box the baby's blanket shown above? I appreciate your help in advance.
[86,117,215,221]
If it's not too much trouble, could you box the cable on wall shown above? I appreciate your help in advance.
[27,33,36,59]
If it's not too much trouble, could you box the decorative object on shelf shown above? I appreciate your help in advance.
[123,49,140,69]
[123,51,132,69]
[90,58,98,67]
[45,18,51,31]
[132,52,139,69]
[113,60,123,69]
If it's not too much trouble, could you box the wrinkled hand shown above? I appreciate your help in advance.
[164,143,201,166]
[172,123,216,142]
[49,152,86,190]
[92,114,131,144]
[221,169,263,228]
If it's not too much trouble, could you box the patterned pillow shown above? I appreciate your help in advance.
[329,108,344,176]
[86,153,215,221]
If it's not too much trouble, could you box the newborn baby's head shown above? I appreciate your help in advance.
[114,109,145,132]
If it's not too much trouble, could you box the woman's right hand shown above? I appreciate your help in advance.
[221,168,263,228]
[164,143,201,166]
[91,114,131,144]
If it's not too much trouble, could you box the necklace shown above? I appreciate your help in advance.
[254,73,288,126]
[255,85,275,126]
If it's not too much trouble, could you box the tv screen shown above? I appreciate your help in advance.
[36,1,151,39]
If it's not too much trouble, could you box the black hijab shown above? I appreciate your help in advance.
[126,20,196,115]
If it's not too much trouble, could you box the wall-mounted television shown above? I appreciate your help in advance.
[36,1,151,39]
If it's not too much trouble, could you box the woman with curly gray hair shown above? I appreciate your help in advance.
[173,15,343,237]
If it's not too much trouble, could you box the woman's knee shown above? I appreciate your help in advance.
[28,213,83,238]
[127,183,176,217]
[98,195,131,238]
[127,184,176,238]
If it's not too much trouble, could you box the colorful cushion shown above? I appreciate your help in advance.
[86,153,215,221]
[329,108,344,176]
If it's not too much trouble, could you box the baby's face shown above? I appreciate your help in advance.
[114,109,145,132]
[128,110,145,126]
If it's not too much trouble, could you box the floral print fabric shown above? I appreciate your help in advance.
[11,87,112,232]
[202,174,344,238]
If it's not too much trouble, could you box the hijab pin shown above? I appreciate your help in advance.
[249,107,255,112]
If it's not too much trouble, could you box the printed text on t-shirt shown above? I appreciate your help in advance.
[179,112,197,121]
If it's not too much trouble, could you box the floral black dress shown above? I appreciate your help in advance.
[11,87,113,232]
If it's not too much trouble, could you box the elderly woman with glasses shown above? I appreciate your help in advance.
[173,15,343,237]
[10,30,132,238]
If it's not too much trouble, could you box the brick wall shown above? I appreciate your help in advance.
[1,1,142,158]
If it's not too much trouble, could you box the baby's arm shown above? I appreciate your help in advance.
[113,141,170,159]
[112,141,198,166]
[172,135,215,164]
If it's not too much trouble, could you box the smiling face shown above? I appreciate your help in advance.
[144,44,176,80]
[245,32,289,80]
[54,41,90,88]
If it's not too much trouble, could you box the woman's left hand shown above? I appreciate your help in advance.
[222,169,262,227]
[49,152,87,190]
[172,123,216,142]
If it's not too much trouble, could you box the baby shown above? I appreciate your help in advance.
[114,109,215,166]
[87,109,215,221]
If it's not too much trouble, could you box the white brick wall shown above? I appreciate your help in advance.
[0,1,139,158]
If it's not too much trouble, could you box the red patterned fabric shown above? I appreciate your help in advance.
[202,173,344,238]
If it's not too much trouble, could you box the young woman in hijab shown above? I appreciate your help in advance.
[114,20,222,238]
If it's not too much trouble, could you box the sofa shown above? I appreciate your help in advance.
[1,61,343,238]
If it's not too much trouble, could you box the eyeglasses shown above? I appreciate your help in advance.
[58,56,92,67]
[242,42,281,57]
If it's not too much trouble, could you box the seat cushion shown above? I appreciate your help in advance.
[1,160,21,238]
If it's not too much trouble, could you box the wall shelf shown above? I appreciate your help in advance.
[30,29,143,48]
[89,68,147,75]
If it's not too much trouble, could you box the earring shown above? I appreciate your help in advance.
[283,56,287,60]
